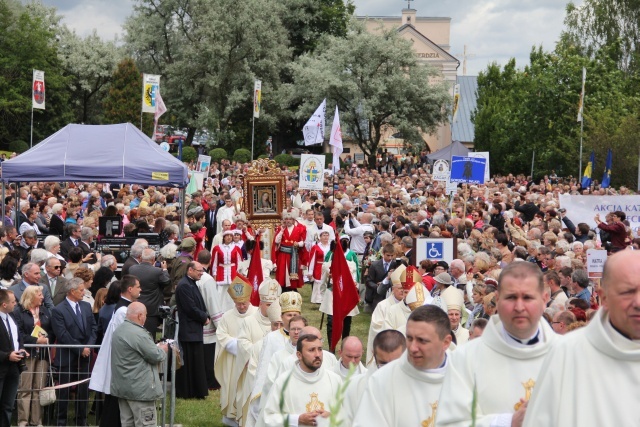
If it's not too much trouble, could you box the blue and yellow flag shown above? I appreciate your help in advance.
[601,149,612,188]
[581,151,595,188]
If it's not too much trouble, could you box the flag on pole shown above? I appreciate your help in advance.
[330,106,343,173]
[330,240,360,352]
[247,235,264,307]
[601,148,612,189]
[32,70,45,110]
[253,80,262,118]
[303,99,326,146]
[452,83,461,123]
[577,67,586,123]
[142,74,160,113]
[152,88,167,141]
[581,150,595,188]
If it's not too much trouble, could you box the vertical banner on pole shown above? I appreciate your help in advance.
[452,83,460,123]
[142,74,161,114]
[32,70,45,110]
[253,80,261,118]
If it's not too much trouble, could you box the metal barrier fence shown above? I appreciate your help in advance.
[17,342,176,427]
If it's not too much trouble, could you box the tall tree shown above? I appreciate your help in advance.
[103,58,153,134]
[124,0,291,147]
[0,0,73,146]
[290,21,450,166]
[58,29,122,124]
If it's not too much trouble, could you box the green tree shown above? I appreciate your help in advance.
[0,0,73,146]
[124,0,291,147]
[290,20,450,166]
[103,58,153,134]
[58,28,122,123]
[209,148,228,163]
[181,146,197,163]
[233,148,252,164]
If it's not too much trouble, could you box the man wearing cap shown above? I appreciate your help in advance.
[248,292,303,425]
[382,265,438,335]
[442,285,470,346]
[211,230,243,287]
[354,305,453,427]
[274,211,306,291]
[365,274,406,367]
[216,276,257,426]
[169,237,197,296]
[233,279,281,426]
[436,262,557,427]
[175,262,211,399]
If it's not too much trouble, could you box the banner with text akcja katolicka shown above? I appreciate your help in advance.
[559,194,640,231]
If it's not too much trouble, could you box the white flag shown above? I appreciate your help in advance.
[142,74,161,113]
[302,99,326,146]
[577,67,586,123]
[32,70,45,110]
[152,88,167,141]
[253,80,262,118]
[330,106,343,173]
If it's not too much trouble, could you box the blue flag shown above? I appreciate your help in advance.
[601,148,612,188]
[581,151,595,188]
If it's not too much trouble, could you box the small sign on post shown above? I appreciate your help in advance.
[586,249,607,279]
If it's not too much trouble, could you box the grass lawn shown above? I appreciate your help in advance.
[173,283,372,427]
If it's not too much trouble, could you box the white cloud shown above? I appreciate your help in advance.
[44,0,579,75]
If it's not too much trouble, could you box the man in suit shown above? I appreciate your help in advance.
[121,239,148,276]
[40,257,68,306]
[400,236,415,266]
[129,248,170,336]
[59,224,82,261]
[78,227,97,264]
[51,277,97,426]
[9,262,54,310]
[2,226,20,252]
[204,197,218,251]
[365,243,396,312]
[0,289,27,427]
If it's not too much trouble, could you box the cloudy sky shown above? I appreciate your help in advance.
[41,0,580,76]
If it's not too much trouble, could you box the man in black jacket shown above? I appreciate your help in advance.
[365,244,396,312]
[0,289,26,427]
[130,248,170,336]
[175,262,210,399]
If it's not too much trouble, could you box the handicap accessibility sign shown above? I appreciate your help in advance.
[427,242,443,260]
[415,238,454,267]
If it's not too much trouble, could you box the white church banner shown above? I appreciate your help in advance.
[299,154,325,190]
[559,194,640,229]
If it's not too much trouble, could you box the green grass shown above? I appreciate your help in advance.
[173,283,372,427]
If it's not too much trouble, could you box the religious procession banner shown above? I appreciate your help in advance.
[559,194,640,230]
[142,74,161,113]
[298,154,325,190]
[197,155,211,175]
[449,156,487,184]
[32,70,45,110]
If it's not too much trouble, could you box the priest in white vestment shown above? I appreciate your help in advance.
[354,305,453,427]
[259,335,343,427]
[216,197,236,235]
[436,262,557,427]
[343,330,406,426]
[233,279,281,426]
[365,282,405,367]
[524,250,640,427]
[442,285,470,346]
[215,278,257,426]
[247,292,302,426]
[334,336,367,378]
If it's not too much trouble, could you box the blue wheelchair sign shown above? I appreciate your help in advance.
[426,242,444,260]
[450,155,487,184]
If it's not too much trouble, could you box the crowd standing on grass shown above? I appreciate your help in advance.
[0,152,638,425]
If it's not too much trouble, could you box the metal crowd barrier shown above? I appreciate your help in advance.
[17,342,175,427]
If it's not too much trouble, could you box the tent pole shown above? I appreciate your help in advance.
[179,188,186,240]
[1,182,5,226]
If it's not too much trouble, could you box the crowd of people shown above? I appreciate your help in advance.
[0,153,637,426]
